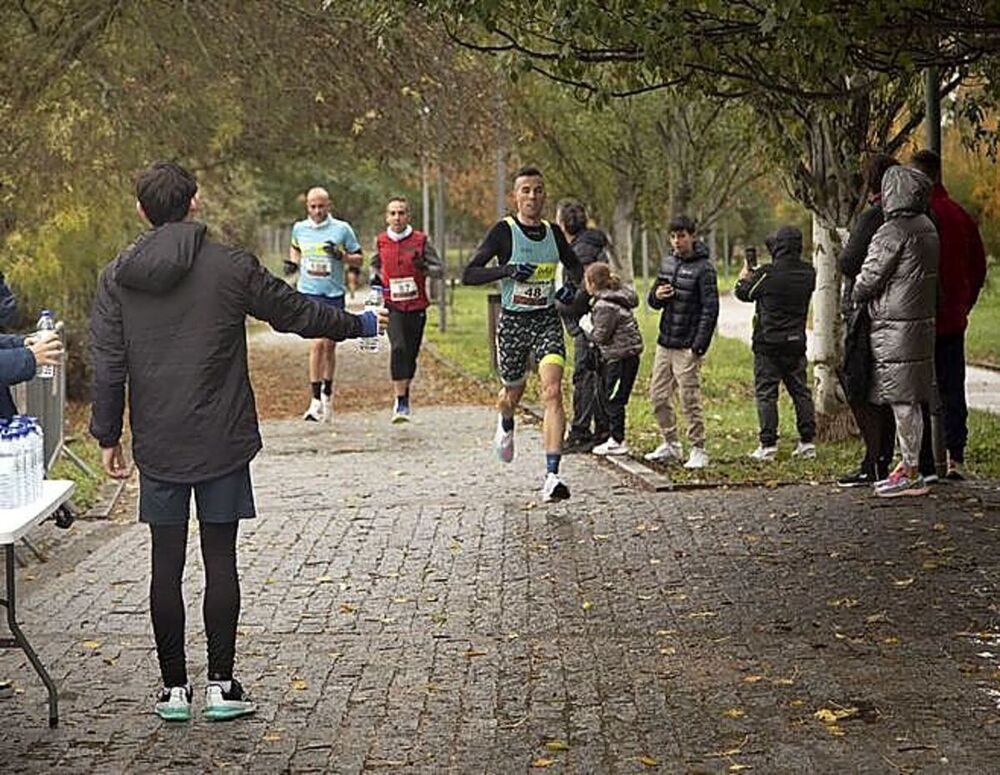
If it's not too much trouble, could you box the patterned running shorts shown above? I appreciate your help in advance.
[496,307,566,386]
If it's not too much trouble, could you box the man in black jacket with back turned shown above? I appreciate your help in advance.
[735,226,817,461]
[90,162,382,722]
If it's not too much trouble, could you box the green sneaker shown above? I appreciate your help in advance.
[155,685,192,722]
[203,678,256,721]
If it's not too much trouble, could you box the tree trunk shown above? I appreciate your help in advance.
[611,172,637,285]
[811,214,854,440]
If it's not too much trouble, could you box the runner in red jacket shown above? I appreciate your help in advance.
[370,197,443,423]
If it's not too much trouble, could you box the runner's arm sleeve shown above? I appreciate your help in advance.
[89,266,127,448]
[0,272,16,328]
[241,251,364,340]
[462,222,514,285]
[0,333,26,350]
[422,240,445,279]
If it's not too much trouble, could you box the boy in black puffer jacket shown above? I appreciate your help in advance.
[644,215,719,469]
[735,226,817,461]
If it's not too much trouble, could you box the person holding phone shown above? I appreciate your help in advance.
[644,215,719,469]
[735,227,817,461]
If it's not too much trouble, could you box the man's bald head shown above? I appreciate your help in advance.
[306,187,331,223]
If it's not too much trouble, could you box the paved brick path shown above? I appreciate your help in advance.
[3,340,1000,772]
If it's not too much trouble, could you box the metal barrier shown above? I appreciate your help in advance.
[11,323,93,478]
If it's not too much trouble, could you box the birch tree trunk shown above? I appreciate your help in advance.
[810,215,848,435]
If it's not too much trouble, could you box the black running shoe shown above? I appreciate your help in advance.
[837,467,874,488]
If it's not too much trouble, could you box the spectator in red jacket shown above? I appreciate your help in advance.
[911,150,988,480]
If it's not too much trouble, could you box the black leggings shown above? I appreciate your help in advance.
[388,308,427,381]
[150,522,240,687]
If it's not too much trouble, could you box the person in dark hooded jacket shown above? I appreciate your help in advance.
[556,199,611,452]
[89,162,382,722]
[735,226,816,461]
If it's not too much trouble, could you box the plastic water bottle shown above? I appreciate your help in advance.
[35,310,57,379]
[359,285,382,353]
[13,428,29,507]
[18,417,43,502]
[0,426,14,509]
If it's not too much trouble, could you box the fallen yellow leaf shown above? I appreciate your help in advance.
[743,675,765,684]
[893,577,915,588]
[544,739,569,751]
[730,765,752,772]
[291,679,308,690]
[724,707,746,719]
[315,575,333,584]
[582,600,594,611]
[824,724,846,736]
[814,707,858,723]
[638,755,660,766]
[81,640,101,650]
[530,757,556,768]
[465,649,487,658]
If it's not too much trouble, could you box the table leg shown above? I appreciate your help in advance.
[3,544,58,727]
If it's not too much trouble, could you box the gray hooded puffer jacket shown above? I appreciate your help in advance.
[852,166,939,404]
[589,287,644,362]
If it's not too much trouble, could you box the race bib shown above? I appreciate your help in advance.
[389,276,419,301]
[511,263,555,307]
[304,256,332,278]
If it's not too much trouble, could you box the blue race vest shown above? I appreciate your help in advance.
[500,217,559,312]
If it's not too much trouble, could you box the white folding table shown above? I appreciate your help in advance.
[0,480,75,727]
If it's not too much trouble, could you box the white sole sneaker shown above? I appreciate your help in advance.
[493,416,515,463]
[542,473,570,502]
[155,685,192,722]
[203,681,256,721]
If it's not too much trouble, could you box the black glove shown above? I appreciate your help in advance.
[323,241,344,261]
[413,254,429,272]
[509,263,537,282]
[554,283,576,305]
[282,260,299,276]
[370,273,382,288]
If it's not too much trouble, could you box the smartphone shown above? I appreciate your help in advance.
[745,246,757,269]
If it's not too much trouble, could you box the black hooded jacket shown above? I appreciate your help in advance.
[734,226,815,355]
[647,241,719,353]
[90,221,365,483]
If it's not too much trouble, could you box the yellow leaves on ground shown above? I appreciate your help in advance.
[723,707,746,719]
[339,602,357,614]
[582,600,594,611]
[530,757,556,768]
[544,739,569,751]
[638,755,660,766]
[290,678,308,690]
[893,577,915,588]
[815,705,858,736]
[81,640,101,650]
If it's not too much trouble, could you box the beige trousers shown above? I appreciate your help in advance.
[649,345,705,448]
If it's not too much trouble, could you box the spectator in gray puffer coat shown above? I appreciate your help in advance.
[853,165,939,498]
[584,262,643,457]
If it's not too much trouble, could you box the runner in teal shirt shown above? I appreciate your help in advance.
[287,187,363,423]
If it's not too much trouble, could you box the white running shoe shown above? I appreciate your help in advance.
[644,441,683,463]
[320,394,332,423]
[203,679,256,721]
[592,438,629,456]
[792,441,816,459]
[155,685,192,722]
[684,447,710,469]
[391,405,411,424]
[748,445,778,461]
[493,415,515,463]
[303,398,323,422]
[541,472,570,502]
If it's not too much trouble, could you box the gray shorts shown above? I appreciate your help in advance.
[138,465,256,526]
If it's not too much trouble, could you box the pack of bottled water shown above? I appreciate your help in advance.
[0,416,44,509]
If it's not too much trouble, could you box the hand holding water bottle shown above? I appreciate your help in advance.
[358,284,387,352]
[27,337,63,372]
[33,310,59,379]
